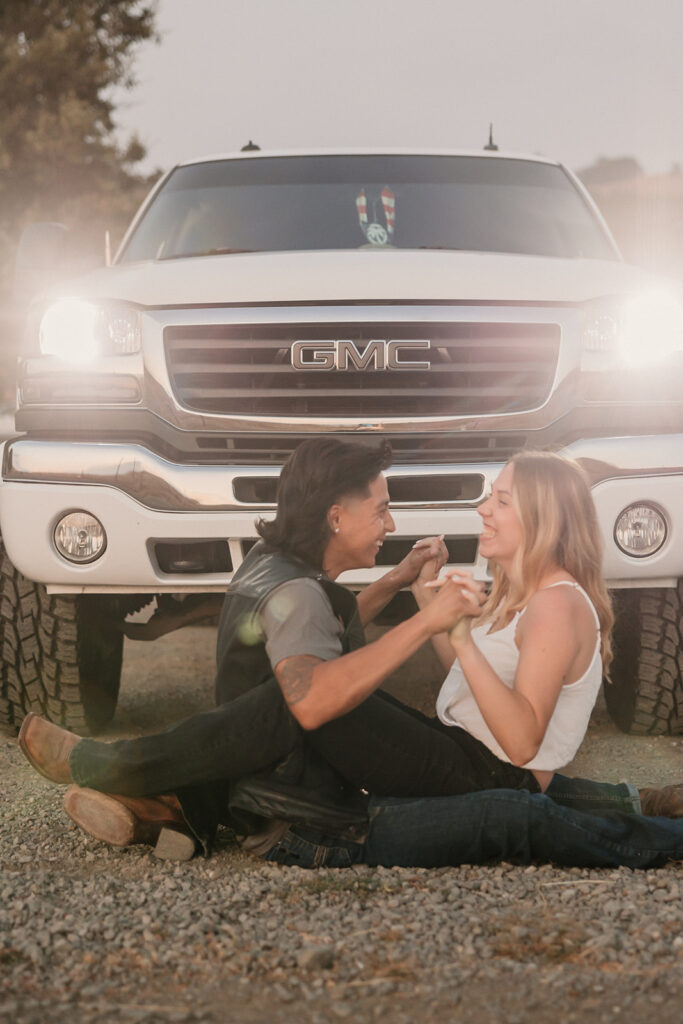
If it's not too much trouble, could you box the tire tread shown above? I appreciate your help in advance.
[605,586,683,735]
[0,539,123,734]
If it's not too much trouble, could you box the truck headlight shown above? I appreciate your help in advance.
[54,511,107,563]
[614,503,667,557]
[619,288,683,365]
[582,289,683,366]
[39,299,141,364]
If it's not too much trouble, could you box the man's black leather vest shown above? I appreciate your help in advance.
[215,542,369,836]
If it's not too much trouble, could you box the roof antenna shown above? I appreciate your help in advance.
[241,140,261,151]
[483,124,498,151]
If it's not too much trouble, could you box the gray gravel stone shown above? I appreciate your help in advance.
[2,666,682,1024]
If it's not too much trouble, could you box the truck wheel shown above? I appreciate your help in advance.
[604,586,683,735]
[0,540,123,735]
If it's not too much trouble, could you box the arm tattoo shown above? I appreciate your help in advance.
[276,655,319,707]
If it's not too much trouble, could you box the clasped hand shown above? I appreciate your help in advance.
[392,535,449,587]
[422,569,486,645]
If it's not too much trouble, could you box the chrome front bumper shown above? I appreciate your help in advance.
[0,439,493,591]
[2,436,682,593]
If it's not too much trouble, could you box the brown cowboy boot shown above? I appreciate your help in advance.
[638,783,683,819]
[62,786,197,860]
[18,713,80,784]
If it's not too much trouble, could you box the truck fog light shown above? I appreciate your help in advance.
[54,512,107,563]
[614,503,667,557]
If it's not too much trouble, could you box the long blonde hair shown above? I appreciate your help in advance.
[481,451,613,667]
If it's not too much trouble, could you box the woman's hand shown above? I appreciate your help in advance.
[448,614,473,649]
[392,534,447,588]
[357,536,448,627]
[420,570,486,636]
[423,570,485,641]
[408,536,449,609]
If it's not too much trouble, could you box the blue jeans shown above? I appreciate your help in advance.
[545,772,641,814]
[264,790,683,871]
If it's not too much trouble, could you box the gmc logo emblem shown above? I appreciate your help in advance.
[291,339,431,371]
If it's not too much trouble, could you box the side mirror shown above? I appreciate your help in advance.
[13,222,70,305]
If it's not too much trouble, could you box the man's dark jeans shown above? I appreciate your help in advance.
[71,681,639,819]
[264,791,683,871]
[70,683,538,797]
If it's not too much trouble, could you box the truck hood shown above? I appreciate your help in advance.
[69,250,658,308]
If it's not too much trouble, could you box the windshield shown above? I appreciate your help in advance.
[119,154,615,263]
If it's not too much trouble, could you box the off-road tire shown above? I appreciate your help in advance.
[0,540,123,735]
[604,585,683,735]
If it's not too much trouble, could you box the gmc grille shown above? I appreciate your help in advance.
[164,321,560,418]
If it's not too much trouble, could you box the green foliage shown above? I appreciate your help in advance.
[0,1,160,403]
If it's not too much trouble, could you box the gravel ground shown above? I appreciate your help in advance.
[1,626,682,1024]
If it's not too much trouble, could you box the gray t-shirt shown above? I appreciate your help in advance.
[259,577,343,668]
[237,578,344,853]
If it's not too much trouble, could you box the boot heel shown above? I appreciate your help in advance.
[154,826,197,862]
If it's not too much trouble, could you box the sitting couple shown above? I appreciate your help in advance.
[20,439,683,868]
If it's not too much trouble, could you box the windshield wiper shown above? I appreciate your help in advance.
[158,248,258,261]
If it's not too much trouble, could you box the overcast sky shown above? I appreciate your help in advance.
[114,0,683,176]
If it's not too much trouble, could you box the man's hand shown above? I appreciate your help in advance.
[410,536,449,609]
[357,535,448,627]
[422,570,486,636]
[393,535,448,588]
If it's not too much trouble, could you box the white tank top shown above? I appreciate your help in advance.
[435,581,602,771]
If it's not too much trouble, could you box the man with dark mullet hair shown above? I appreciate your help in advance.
[19,438,683,868]
[255,436,395,568]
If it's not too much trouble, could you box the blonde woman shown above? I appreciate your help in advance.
[415,451,615,795]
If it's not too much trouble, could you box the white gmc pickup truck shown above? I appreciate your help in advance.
[2,149,682,735]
